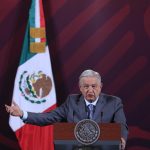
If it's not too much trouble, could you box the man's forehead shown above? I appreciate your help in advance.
[82,77,98,82]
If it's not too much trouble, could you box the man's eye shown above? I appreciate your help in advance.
[84,85,89,88]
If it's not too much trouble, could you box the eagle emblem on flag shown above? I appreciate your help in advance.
[19,71,52,104]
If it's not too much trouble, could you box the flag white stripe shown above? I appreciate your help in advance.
[9,46,56,131]
[35,0,40,43]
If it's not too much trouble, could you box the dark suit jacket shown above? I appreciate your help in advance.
[25,93,128,140]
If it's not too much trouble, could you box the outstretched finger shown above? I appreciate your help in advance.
[5,104,10,109]
[12,101,18,106]
[5,105,10,112]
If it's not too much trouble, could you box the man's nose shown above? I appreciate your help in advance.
[88,86,93,91]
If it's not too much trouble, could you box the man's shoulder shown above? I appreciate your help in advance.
[68,94,82,100]
[101,93,121,102]
[65,94,83,105]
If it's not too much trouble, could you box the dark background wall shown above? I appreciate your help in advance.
[0,0,150,149]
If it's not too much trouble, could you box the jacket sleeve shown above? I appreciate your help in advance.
[114,98,128,141]
[24,97,70,126]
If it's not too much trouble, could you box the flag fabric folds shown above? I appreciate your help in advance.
[9,0,56,149]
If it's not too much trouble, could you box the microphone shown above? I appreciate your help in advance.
[101,112,103,123]
[73,110,75,121]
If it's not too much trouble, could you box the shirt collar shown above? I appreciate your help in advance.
[84,96,99,106]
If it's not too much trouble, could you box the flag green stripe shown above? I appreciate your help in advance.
[29,0,35,28]
[19,22,36,65]
[29,0,36,43]
[19,0,36,65]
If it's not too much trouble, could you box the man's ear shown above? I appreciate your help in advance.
[79,85,82,92]
[100,82,103,88]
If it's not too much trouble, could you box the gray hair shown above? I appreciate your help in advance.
[79,69,101,85]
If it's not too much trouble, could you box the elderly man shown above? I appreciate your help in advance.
[6,69,128,149]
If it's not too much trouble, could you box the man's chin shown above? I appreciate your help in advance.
[86,98,96,103]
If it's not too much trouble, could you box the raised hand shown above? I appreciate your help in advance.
[120,137,126,150]
[5,101,23,117]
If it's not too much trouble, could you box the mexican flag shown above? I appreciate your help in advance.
[9,0,56,149]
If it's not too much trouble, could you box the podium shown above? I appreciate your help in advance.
[53,123,121,150]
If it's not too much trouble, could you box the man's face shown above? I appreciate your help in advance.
[79,76,102,102]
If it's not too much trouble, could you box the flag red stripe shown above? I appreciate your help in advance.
[16,125,54,150]
[15,104,56,150]
[39,0,46,42]
[44,104,57,112]
[39,0,45,27]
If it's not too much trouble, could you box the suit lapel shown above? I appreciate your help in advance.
[77,95,88,120]
[93,94,106,122]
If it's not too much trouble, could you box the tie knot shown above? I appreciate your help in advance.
[87,104,94,119]
[88,104,94,111]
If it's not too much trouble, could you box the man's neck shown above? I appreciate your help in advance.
[84,97,99,106]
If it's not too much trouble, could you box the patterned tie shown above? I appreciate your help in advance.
[88,104,94,120]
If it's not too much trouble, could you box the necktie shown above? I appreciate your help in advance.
[88,104,94,120]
